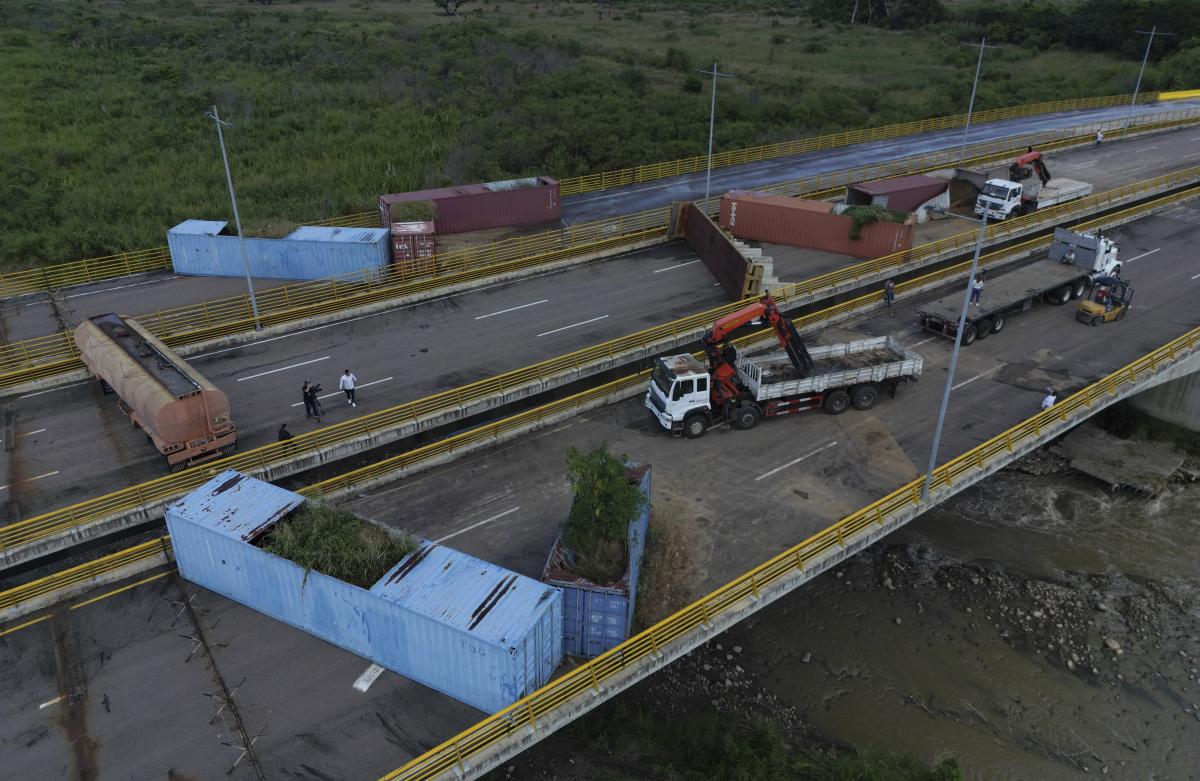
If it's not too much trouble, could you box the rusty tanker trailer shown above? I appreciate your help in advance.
[74,314,237,471]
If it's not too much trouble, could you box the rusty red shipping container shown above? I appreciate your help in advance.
[719,190,915,260]
[389,221,437,278]
[378,176,560,234]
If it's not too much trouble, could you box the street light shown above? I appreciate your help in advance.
[1122,27,1171,136]
[959,38,999,162]
[921,208,989,502]
[204,104,261,330]
[698,63,735,207]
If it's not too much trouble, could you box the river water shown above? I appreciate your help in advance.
[726,467,1200,780]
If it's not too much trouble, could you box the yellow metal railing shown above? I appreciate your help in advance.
[0,536,169,612]
[380,320,1200,781]
[0,92,1171,300]
[5,108,1198,391]
[4,179,1197,559]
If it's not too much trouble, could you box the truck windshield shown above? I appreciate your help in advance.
[651,363,673,396]
[980,183,1011,199]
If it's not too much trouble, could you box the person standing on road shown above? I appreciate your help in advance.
[1041,388,1057,410]
[1095,130,1104,146]
[970,275,984,306]
[340,369,358,407]
[278,423,294,442]
[883,278,896,312]
[302,380,321,421]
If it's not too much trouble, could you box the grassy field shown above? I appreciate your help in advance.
[0,0,1178,268]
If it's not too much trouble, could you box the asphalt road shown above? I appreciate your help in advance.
[2,127,1199,523]
[3,99,1197,345]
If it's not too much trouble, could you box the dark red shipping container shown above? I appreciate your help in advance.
[390,221,437,278]
[845,175,949,213]
[719,190,915,260]
[378,176,561,235]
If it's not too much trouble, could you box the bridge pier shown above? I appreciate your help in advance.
[1129,370,1200,433]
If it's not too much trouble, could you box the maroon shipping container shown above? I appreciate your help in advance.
[719,191,915,260]
[378,176,561,234]
[389,221,437,277]
[846,175,949,212]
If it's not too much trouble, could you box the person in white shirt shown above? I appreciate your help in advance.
[339,369,358,407]
[970,275,984,306]
[1041,388,1057,410]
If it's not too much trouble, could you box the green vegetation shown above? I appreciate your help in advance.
[843,205,909,240]
[562,443,646,584]
[2,0,1197,267]
[261,500,417,588]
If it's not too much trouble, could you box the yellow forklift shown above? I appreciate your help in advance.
[1076,275,1133,326]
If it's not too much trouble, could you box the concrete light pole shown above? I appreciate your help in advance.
[205,104,261,330]
[959,38,999,163]
[921,208,989,502]
[1122,26,1171,135]
[699,63,735,208]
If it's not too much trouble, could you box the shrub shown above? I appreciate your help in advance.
[844,204,908,240]
[683,74,703,93]
[261,501,417,588]
[562,443,646,584]
[391,200,436,222]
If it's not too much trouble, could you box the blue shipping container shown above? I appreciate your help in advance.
[542,465,651,658]
[166,220,390,282]
[165,471,563,713]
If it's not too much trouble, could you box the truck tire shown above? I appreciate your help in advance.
[733,405,761,431]
[683,413,709,439]
[1090,315,1103,327]
[990,314,1005,334]
[959,324,978,346]
[975,319,992,340]
[1070,279,1087,300]
[823,389,850,415]
[1045,286,1071,306]
[851,384,878,410]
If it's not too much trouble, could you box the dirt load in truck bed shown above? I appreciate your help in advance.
[760,348,901,383]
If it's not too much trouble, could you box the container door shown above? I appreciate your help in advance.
[561,587,585,657]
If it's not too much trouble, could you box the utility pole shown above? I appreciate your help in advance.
[1123,26,1171,135]
[699,63,735,208]
[959,38,999,163]
[205,104,261,330]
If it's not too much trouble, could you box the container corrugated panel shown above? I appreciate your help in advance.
[167,222,390,282]
[378,177,561,234]
[166,471,563,713]
[390,221,437,276]
[720,192,914,260]
[543,465,651,658]
[846,175,950,212]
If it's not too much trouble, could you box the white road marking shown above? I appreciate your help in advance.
[237,356,328,382]
[755,441,838,482]
[952,365,1001,391]
[1135,146,1158,152]
[64,277,180,300]
[653,259,701,274]
[1122,248,1160,264]
[353,664,385,693]
[475,299,548,320]
[0,471,60,491]
[17,383,86,400]
[911,336,938,348]
[1186,151,1200,159]
[1191,272,1200,280]
[290,377,393,406]
[537,314,608,338]
[38,696,64,710]
[17,428,47,438]
[433,507,521,544]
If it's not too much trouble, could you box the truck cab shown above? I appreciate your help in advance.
[974,178,1023,220]
[1049,227,1121,279]
[645,355,712,436]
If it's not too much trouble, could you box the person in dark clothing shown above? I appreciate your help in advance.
[883,278,896,312]
[278,423,294,442]
[302,380,321,421]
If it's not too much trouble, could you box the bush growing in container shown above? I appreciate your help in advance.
[563,443,646,584]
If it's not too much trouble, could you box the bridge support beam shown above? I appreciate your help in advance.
[1129,370,1200,433]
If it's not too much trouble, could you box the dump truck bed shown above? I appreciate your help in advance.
[1028,177,1092,206]
[734,336,923,401]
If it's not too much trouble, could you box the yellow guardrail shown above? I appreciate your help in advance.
[5,108,1198,391]
[0,536,169,613]
[4,176,1197,561]
[555,92,1157,196]
[0,92,1174,300]
[381,320,1200,781]
[1160,90,1200,101]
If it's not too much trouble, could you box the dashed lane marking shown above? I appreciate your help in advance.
[755,441,838,482]
[353,664,386,693]
[237,356,329,382]
[475,299,548,320]
[433,507,521,544]
[537,315,608,338]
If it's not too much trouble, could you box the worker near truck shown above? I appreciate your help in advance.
[884,279,896,312]
[302,381,322,421]
[340,369,358,407]
[970,275,984,306]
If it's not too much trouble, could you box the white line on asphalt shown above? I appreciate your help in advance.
[1191,272,1200,280]
[952,366,1001,391]
[537,314,608,338]
[434,507,521,544]
[17,383,86,400]
[1187,151,1200,159]
[17,428,47,438]
[1122,248,1160,264]
[237,356,328,382]
[653,259,701,274]
[0,471,60,492]
[38,696,63,710]
[755,441,838,482]
[290,376,394,406]
[353,664,385,693]
[1135,146,1158,152]
[475,299,548,320]
[64,277,180,300]
[911,336,938,348]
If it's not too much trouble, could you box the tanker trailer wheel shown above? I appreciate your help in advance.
[851,384,878,410]
[823,389,850,415]
[733,405,761,430]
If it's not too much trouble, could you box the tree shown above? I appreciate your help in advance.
[433,0,476,16]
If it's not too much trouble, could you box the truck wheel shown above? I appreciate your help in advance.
[1045,286,1071,306]
[851,384,878,410]
[823,389,850,415]
[1070,279,1087,300]
[683,414,709,439]
[990,314,1005,334]
[959,324,978,346]
[733,405,761,430]
[975,319,992,340]
[1090,315,1102,327]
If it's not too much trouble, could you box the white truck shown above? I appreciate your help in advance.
[916,228,1121,345]
[645,336,924,438]
[974,176,1093,220]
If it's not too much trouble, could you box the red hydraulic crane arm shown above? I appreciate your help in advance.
[703,294,813,378]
